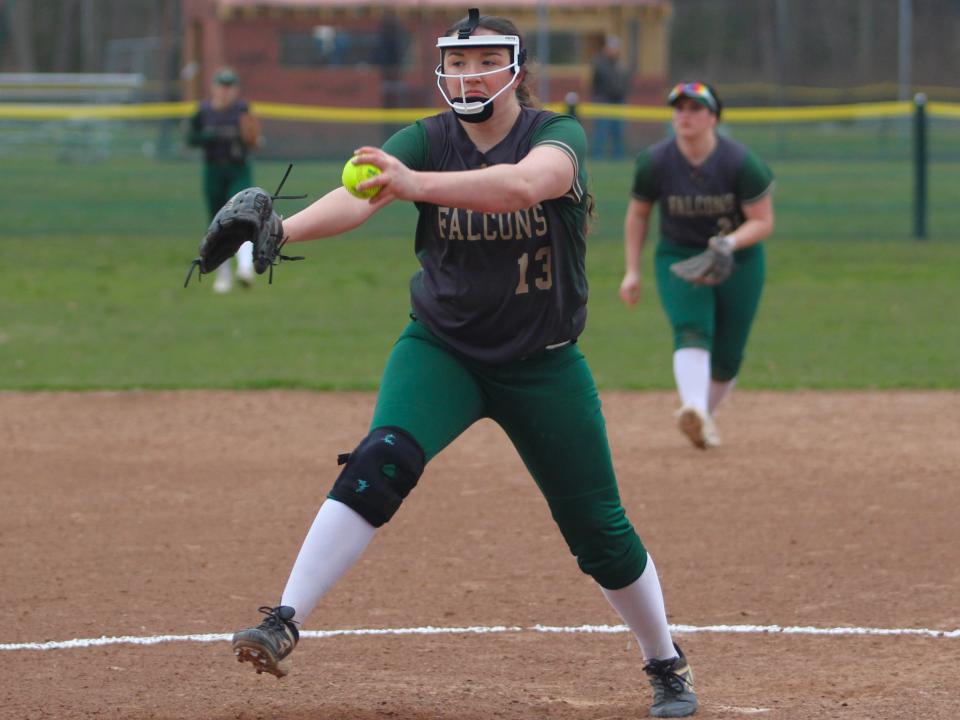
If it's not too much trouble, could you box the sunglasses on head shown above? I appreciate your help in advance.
[667,82,717,112]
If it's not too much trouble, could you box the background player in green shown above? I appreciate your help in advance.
[186,67,261,293]
[619,82,775,449]
[230,10,697,718]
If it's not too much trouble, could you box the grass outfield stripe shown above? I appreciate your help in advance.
[3,623,958,651]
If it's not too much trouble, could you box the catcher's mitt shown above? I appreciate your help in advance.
[184,164,306,287]
[669,234,736,286]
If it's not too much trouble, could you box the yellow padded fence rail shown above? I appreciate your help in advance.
[0,100,957,123]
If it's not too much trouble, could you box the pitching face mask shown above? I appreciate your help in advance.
[435,25,525,123]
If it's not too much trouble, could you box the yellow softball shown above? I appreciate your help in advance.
[341,157,382,199]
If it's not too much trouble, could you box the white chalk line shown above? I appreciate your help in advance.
[714,706,771,715]
[3,622,958,652]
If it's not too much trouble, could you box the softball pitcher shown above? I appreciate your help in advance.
[619,83,775,449]
[231,11,697,718]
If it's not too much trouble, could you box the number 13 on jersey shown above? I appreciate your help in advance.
[515,246,552,294]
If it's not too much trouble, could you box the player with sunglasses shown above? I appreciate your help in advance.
[619,82,775,449]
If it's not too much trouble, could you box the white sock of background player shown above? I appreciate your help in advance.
[215,260,232,286]
[708,377,737,415]
[673,347,710,415]
[236,240,254,277]
[280,498,376,623]
[601,554,677,661]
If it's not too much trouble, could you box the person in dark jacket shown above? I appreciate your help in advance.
[590,36,631,160]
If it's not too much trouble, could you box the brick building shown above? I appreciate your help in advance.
[181,0,672,108]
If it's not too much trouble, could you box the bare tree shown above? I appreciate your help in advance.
[54,0,78,72]
[4,0,36,71]
[80,0,99,71]
[757,0,779,89]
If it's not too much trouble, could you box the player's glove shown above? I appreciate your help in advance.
[183,164,306,287]
[669,234,736,286]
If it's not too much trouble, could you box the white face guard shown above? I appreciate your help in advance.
[435,35,522,116]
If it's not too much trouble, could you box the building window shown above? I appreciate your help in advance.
[526,32,583,66]
[279,26,408,68]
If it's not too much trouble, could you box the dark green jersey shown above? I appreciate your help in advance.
[382,108,590,364]
[187,100,251,164]
[631,135,774,248]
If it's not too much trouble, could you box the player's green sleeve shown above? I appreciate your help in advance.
[381,122,429,171]
[530,114,587,203]
[737,149,775,202]
[630,149,657,202]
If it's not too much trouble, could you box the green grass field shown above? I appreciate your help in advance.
[2,155,958,390]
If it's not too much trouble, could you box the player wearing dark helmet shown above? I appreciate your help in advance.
[186,67,261,293]
[230,10,697,718]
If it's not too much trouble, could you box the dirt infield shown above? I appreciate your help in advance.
[3,390,959,720]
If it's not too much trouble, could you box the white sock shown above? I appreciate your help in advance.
[708,377,737,415]
[673,348,710,414]
[600,554,677,661]
[280,499,376,623]
[216,261,231,282]
[236,241,254,274]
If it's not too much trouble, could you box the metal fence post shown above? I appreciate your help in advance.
[912,92,927,239]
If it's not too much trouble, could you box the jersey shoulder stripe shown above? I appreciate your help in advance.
[535,138,584,202]
[743,179,775,204]
[531,112,587,203]
[735,142,776,203]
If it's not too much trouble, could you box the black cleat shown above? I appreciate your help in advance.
[232,605,299,678]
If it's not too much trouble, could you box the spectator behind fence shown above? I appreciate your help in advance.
[590,35,632,160]
[186,68,261,293]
